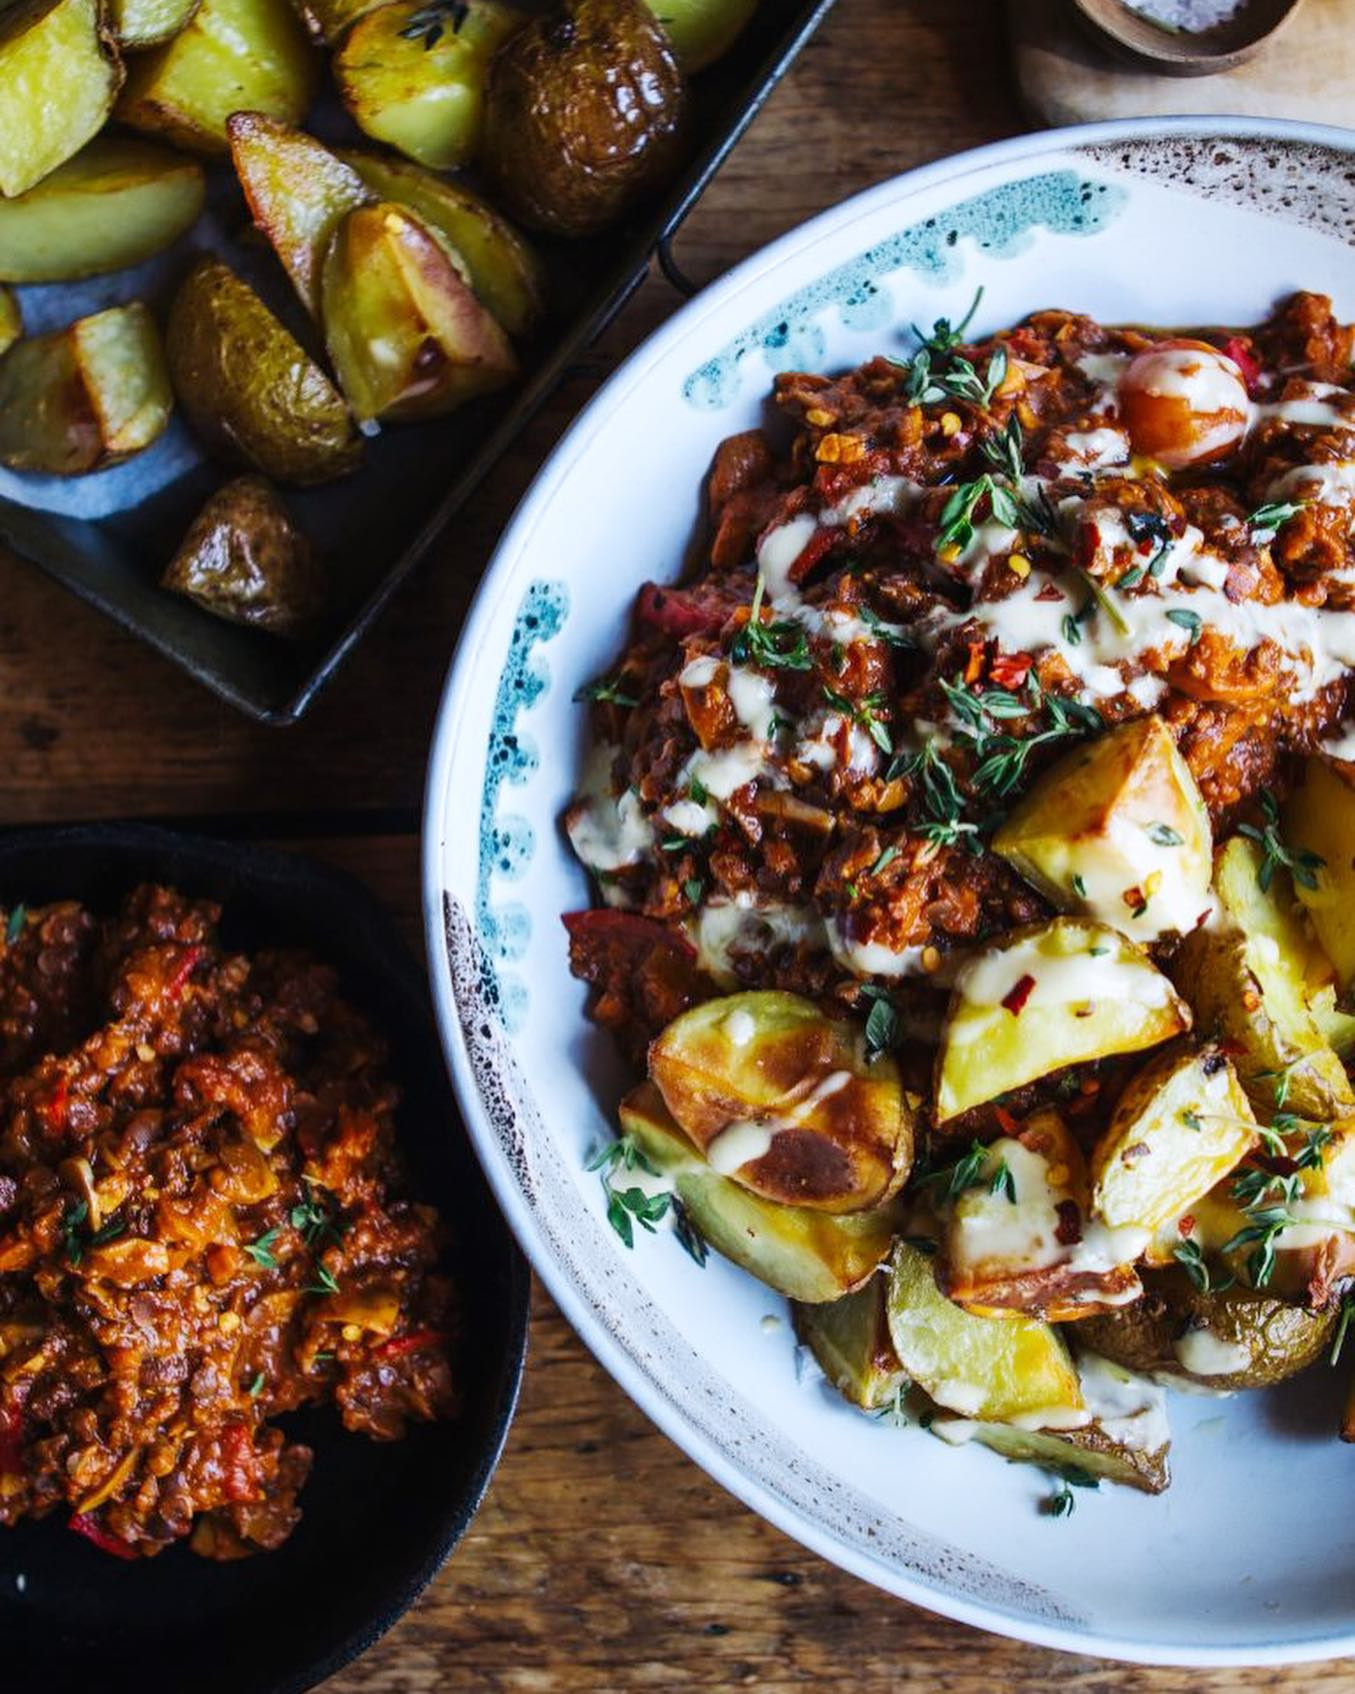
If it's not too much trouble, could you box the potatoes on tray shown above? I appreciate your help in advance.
[161,474,325,634]
[110,0,200,47]
[0,288,21,357]
[0,302,172,475]
[641,0,757,71]
[166,255,361,485]
[0,0,123,199]
[934,918,1190,1123]
[0,137,205,284]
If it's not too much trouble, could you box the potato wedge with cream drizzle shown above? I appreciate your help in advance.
[934,919,1190,1124]
[619,1084,901,1302]
[1286,758,1355,1006]
[648,989,914,1214]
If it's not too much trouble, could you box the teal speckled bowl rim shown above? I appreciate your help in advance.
[424,116,1355,1667]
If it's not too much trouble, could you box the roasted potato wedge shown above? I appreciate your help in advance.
[792,1277,906,1411]
[110,0,199,45]
[1174,837,1354,1122]
[937,1110,1141,1319]
[166,256,360,485]
[648,990,914,1214]
[1286,757,1355,1003]
[1079,1268,1335,1391]
[885,1239,1083,1421]
[337,148,544,337]
[0,302,171,475]
[320,201,516,423]
[161,474,324,634]
[117,0,317,153]
[333,0,518,171]
[483,0,688,237]
[0,288,20,357]
[619,1083,901,1303]
[289,0,383,42]
[0,137,204,284]
[1090,1042,1258,1235]
[229,113,371,317]
[934,919,1190,1123]
[931,1350,1171,1494]
[993,715,1213,943]
[641,0,757,71]
[0,0,123,199]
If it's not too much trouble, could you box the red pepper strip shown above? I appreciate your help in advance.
[376,1327,449,1361]
[1001,974,1037,1017]
[993,1105,1022,1138]
[785,522,842,585]
[1221,336,1262,396]
[988,651,1033,690]
[69,1513,138,1560]
[166,944,203,998]
[634,583,724,639]
[561,909,698,963]
[43,1076,69,1133]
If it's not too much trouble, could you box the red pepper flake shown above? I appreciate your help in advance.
[1034,582,1066,603]
[219,1421,263,1504]
[1221,336,1262,396]
[993,1105,1022,1137]
[42,1076,69,1133]
[375,1327,448,1361]
[1178,1214,1196,1238]
[166,944,203,999]
[69,1513,138,1560]
[1001,974,1036,1017]
[989,651,1032,690]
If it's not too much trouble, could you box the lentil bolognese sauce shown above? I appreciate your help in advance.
[0,885,455,1559]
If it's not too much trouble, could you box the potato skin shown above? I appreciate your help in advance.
[161,474,325,634]
[1079,1268,1335,1393]
[166,256,360,485]
[483,0,687,237]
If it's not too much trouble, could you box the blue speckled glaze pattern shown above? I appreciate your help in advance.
[683,170,1127,410]
[476,579,569,1031]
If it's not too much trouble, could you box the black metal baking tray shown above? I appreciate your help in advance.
[0,0,838,724]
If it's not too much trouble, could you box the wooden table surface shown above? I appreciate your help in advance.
[4,1,1352,1686]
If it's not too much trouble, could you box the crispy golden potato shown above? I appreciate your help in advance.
[0,0,123,199]
[1090,1042,1258,1235]
[619,1083,901,1303]
[320,201,516,422]
[931,1350,1171,1494]
[648,990,914,1214]
[1286,757,1355,1003]
[0,302,172,475]
[110,0,199,45]
[993,715,1213,943]
[885,1239,1083,1422]
[641,0,756,71]
[337,147,544,337]
[333,0,519,171]
[1173,837,1354,1122]
[162,474,325,634]
[792,1278,906,1411]
[116,0,317,154]
[0,137,204,284]
[1079,1268,1335,1392]
[0,288,20,357]
[289,0,383,42]
[934,918,1190,1123]
[166,256,361,485]
[228,113,371,317]
[483,0,687,237]
[937,1110,1141,1319]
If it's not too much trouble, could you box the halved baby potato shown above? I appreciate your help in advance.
[0,137,205,284]
[166,256,361,485]
[0,302,172,475]
[161,474,325,635]
[0,288,21,357]
[1173,836,1354,1122]
[229,113,371,319]
[320,201,517,422]
[619,1083,901,1303]
[0,0,123,199]
[117,0,317,153]
[648,989,914,1214]
[885,1239,1083,1422]
[110,0,199,46]
[937,1110,1141,1319]
[333,0,519,170]
[337,148,544,337]
[993,715,1214,943]
[1090,1042,1258,1235]
[792,1277,906,1411]
[934,918,1190,1123]
[1285,757,1355,1004]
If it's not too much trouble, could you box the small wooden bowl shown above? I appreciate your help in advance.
[1071,0,1306,76]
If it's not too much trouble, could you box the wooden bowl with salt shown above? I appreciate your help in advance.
[1071,0,1306,75]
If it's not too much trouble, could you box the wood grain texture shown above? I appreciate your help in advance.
[4,0,1351,1683]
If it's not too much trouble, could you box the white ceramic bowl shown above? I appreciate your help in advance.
[424,118,1355,1665]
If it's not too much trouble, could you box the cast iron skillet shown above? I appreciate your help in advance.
[0,823,529,1694]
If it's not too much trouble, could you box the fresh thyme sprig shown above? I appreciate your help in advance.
[1172,1237,1233,1294]
[398,0,469,47]
[859,984,901,1064]
[917,1139,991,1201]
[730,576,813,672]
[574,675,639,708]
[587,1135,674,1250]
[1248,498,1310,538]
[822,686,893,755]
[61,1200,127,1266]
[1237,788,1325,893]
